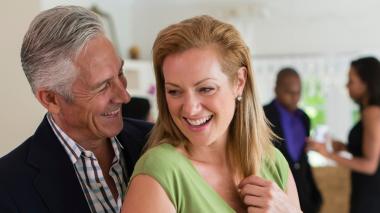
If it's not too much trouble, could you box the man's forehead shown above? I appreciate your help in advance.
[279,76,300,86]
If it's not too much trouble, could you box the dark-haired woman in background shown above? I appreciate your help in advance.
[309,57,380,213]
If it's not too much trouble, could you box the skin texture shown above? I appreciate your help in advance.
[36,35,130,198]
[308,67,380,175]
[122,47,301,213]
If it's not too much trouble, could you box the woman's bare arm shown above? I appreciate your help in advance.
[330,106,380,174]
[122,175,176,213]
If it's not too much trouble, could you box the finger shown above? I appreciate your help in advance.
[239,183,267,197]
[242,195,270,208]
[239,175,271,188]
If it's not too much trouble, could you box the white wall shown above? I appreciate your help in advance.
[2,0,380,156]
[130,0,380,59]
[41,0,135,59]
[249,0,380,56]
[0,0,42,156]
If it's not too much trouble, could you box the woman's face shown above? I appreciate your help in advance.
[346,67,367,103]
[162,47,245,147]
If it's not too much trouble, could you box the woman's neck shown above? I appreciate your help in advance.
[181,141,228,166]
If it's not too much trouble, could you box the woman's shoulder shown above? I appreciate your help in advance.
[134,143,181,172]
[363,105,380,117]
[260,146,289,190]
[362,106,380,125]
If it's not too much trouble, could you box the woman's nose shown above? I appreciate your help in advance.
[182,93,201,116]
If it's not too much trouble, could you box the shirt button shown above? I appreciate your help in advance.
[294,163,300,170]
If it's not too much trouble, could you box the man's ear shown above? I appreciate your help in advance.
[35,89,61,114]
[235,67,247,96]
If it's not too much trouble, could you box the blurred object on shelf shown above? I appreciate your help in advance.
[129,45,140,59]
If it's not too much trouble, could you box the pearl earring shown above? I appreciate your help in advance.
[236,96,242,101]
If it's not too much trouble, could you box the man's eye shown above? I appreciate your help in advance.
[99,82,110,92]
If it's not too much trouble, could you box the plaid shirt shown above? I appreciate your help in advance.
[47,114,128,213]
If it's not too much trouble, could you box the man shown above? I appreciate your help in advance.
[264,68,322,213]
[0,6,152,213]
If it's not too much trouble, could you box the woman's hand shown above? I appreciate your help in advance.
[331,140,346,152]
[238,175,302,213]
[307,137,330,158]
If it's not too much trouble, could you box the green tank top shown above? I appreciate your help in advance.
[131,143,289,213]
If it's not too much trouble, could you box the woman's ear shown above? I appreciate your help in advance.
[235,67,247,96]
[35,89,61,114]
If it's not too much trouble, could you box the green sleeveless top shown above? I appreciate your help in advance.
[131,143,289,213]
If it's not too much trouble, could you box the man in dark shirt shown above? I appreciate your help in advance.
[264,67,322,213]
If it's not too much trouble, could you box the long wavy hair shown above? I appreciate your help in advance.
[148,15,274,178]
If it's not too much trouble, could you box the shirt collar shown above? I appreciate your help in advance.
[47,113,124,164]
[274,99,301,117]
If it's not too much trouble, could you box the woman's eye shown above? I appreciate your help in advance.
[167,90,180,96]
[199,87,215,94]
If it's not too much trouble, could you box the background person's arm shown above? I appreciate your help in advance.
[331,107,380,174]
[309,106,380,175]
[122,175,176,213]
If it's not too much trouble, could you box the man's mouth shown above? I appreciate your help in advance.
[102,108,120,117]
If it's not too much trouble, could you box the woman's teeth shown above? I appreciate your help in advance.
[186,115,212,126]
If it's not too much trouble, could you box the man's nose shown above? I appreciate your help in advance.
[113,80,131,103]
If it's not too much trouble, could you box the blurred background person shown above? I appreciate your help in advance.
[308,57,380,213]
[264,67,322,213]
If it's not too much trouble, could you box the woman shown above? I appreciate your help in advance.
[122,15,301,213]
[309,57,380,213]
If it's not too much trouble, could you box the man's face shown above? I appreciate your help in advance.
[53,35,130,142]
[275,75,301,112]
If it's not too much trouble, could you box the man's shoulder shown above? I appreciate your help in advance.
[263,100,276,112]
[118,118,153,148]
[263,100,279,122]
[121,118,153,137]
[124,117,153,130]
[297,108,310,121]
[0,137,34,179]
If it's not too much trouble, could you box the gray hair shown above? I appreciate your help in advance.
[21,5,104,100]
